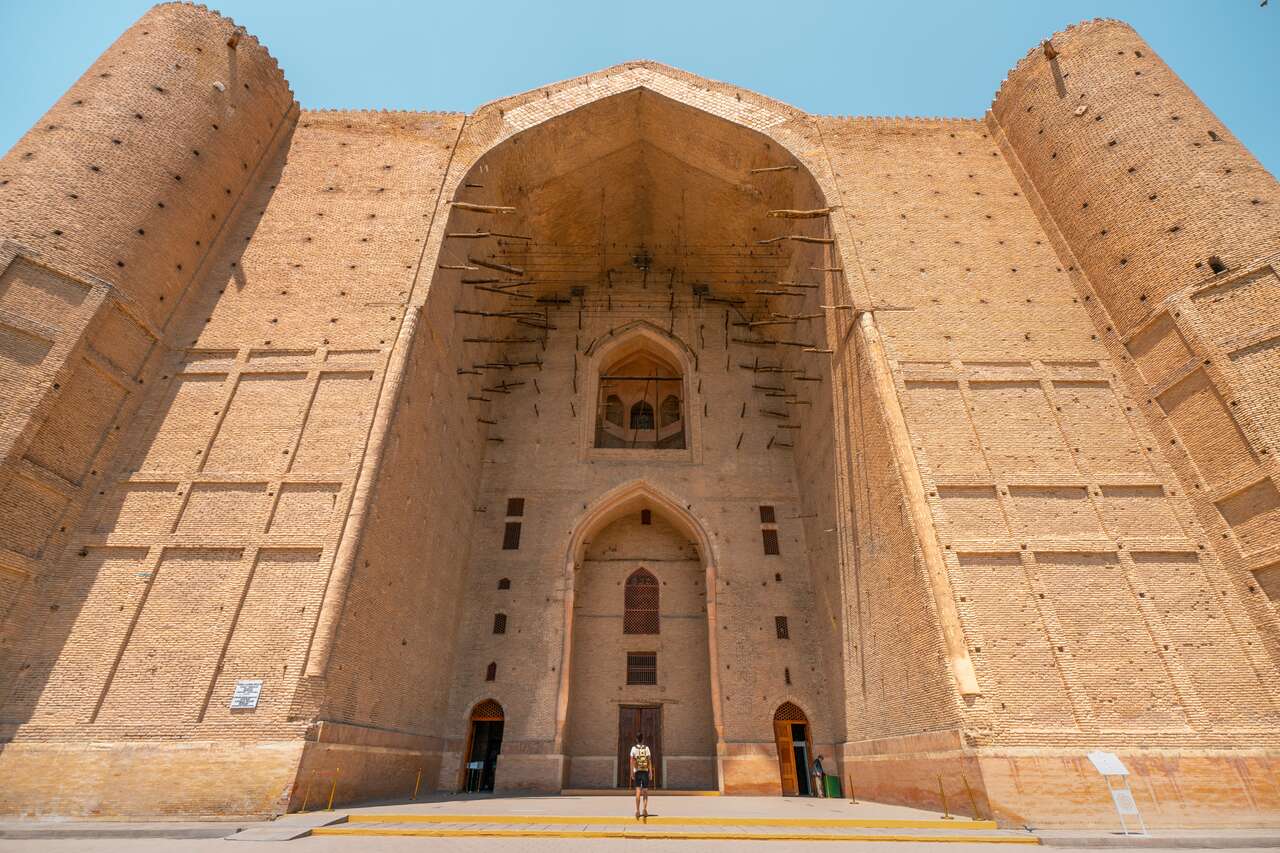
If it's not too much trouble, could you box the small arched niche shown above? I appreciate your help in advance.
[592,325,689,451]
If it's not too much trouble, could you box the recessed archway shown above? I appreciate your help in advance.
[555,480,724,791]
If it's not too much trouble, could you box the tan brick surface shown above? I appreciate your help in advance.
[0,5,1277,829]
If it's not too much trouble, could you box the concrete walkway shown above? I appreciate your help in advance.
[2,796,1277,849]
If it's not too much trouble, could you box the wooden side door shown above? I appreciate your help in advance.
[774,719,798,795]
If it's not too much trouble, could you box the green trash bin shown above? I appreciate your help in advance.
[824,774,842,798]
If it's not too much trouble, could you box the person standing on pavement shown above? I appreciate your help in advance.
[630,732,652,820]
[811,754,827,798]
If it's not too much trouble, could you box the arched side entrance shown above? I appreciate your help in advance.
[462,699,505,793]
[773,701,814,796]
[556,481,724,791]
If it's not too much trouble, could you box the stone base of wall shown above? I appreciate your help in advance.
[0,739,304,817]
[839,734,1280,828]
[286,721,443,811]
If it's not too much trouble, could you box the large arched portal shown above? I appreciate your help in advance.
[431,79,847,796]
[560,482,719,790]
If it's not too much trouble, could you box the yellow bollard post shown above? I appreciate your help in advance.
[413,768,423,801]
[962,774,982,820]
[938,776,954,820]
[848,775,857,804]
[300,777,313,814]
[327,767,340,811]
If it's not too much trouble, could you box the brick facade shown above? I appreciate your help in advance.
[0,5,1277,827]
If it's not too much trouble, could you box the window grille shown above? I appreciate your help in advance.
[624,569,659,634]
[762,528,780,555]
[493,613,507,634]
[759,505,776,524]
[784,667,791,685]
[506,497,525,517]
[775,615,790,640]
[626,652,657,685]
[471,699,504,720]
[503,521,522,550]
[774,701,806,722]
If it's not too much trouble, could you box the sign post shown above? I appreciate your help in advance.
[1085,751,1148,837]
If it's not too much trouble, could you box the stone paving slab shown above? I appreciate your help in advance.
[1033,829,1280,849]
[0,819,255,840]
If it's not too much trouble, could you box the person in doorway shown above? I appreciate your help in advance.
[811,754,826,798]
[630,732,652,820]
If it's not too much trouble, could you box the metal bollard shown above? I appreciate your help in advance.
[327,767,341,811]
[938,775,954,820]
[962,774,982,820]
[848,775,857,804]
[413,768,423,801]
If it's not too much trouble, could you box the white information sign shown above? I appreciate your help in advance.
[230,679,263,709]
[1085,751,1147,836]
[1086,751,1129,777]
[1110,788,1140,816]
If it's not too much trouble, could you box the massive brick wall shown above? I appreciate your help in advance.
[1,5,1278,825]
[990,19,1280,668]
[0,2,293,627]
[0,13,463,807]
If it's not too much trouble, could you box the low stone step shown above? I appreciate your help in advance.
[345,812,1002,830]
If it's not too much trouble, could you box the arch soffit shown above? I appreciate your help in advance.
[567,479,717,569]
[589,320,695,373]
[455,64,835,212]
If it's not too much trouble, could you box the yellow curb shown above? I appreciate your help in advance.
[346,813,1000,830]
[562,788,721,796]
[314,827,1039,843]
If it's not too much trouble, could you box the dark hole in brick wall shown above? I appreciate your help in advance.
[1208,256,1226,274]
[641,509,651,525]
[485,662,496,681]
[497,577,510,590]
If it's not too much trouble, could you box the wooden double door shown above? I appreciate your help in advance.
[617,705,662,788]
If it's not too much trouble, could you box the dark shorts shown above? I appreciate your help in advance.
[633,770,651,789]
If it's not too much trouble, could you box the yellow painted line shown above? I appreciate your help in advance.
[313,826,1039,843]
[346,813,1000,830]
[562,788,721,796]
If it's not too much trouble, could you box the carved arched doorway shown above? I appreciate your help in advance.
[773,701,814,796]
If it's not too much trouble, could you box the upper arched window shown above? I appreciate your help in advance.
[604,395,624,427]
[630,400,655,431]
[594,338,685,450]
[623,568,659,634]
[660,394,681,427]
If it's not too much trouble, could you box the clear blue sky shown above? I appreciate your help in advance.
[2,1,1277,173]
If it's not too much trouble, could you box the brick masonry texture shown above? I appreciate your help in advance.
[0,4,1278,828]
